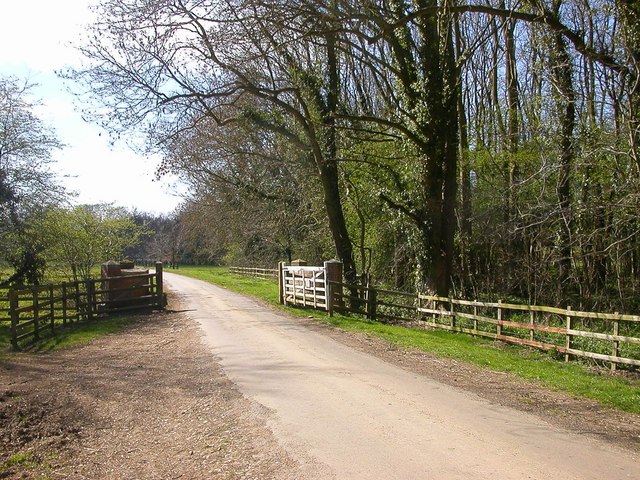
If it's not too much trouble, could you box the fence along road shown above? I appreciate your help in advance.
[163,272,638,480]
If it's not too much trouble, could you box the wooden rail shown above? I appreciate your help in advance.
[328,281,640,370]
[8,263,165,349]
[229,266,278,281]
[0,291,10,323]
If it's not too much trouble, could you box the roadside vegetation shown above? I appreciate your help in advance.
[0,314,139,357]
[169,265,640,415]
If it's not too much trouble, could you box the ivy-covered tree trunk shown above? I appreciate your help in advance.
[550,0,576,297]
[455,13,473,292]
[385,1,459,296]
[318,160,357,284]
[619,0,640,175]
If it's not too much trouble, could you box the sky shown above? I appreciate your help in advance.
[0,0,184,215]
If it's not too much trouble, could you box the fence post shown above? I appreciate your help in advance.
[529,309,535,342]
[278,262,285,305]
[367,287,377,321]
[74,282,81,322]
[62,283,68,326]
[86,281,94,320]
[327,281,335,317]
[155,262,164,307]
[612,313,619,371]
[497,300,502,338]
[473,301,478,333]
[9,290,18,349]
[33,288,40,341]
[565,306,572,363]
[49,285,55,334]
[324,260,343,310]
[449,298,455,328]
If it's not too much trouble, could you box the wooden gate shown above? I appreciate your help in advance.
[279,261,342,311]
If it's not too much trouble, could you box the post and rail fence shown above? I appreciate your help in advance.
[327,280,640,371]
[1,262,165,349]
[230,261,640,370]
[228,266,278,281]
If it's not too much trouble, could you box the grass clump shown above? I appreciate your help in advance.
[2,453,37,468]
[1,452,57,479]
[169,265,640,414]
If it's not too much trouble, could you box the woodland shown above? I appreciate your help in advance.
[7,0,640,312]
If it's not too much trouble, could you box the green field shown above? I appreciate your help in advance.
[169,265,640,414]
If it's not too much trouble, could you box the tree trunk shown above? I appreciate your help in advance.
[551,1,576,297]
[321,31,358,285]
[504,14,520,293]
[318,161,357,284]
[415,8,459,297]
[455,12,473,292]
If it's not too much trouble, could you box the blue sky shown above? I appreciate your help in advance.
[0,0,183,215]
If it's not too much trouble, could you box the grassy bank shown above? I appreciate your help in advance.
[1,314,141,355]
[168,265,640,414]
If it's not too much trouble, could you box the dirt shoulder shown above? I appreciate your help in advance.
[0,296,301,480]
[1,292,639,479]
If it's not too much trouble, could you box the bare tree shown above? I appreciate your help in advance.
[0,75,65,286]
[70,0,359,282]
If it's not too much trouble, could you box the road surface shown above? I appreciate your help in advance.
[164,272,638,479]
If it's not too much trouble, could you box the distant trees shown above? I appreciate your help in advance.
[71,0,640,311]
[36,204,148,282]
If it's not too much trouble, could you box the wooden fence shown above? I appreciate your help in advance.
[328,281,640,370]
[229,266,278,281]
[276,261,343,310]
[6,263,164,349]
[228,262,640,369]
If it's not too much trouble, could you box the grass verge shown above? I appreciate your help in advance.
[169,265,640,414]
[1,315,138,355]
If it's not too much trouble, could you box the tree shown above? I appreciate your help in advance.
[0,75,65,286]
[160,112,329,266]
[69,0,359,283]
[66,0,640,311]
[323,0,459,295]
[37,204,147,281]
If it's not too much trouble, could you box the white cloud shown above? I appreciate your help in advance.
[0,0,94,70]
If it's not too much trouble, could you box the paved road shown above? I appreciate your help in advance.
[164,273,638,479]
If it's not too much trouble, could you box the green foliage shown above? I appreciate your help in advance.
[34,204,148,281]
[0,75,67,287]
[2,453,37,469]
